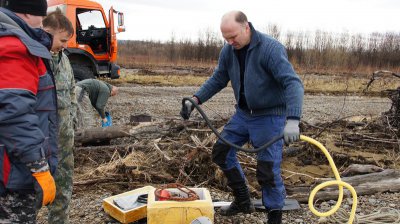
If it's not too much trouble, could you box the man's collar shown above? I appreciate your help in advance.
[247,22,260,50]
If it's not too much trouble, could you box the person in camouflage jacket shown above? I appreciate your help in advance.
[43,10,77,224]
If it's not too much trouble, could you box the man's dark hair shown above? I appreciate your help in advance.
[235,11,248,24]
[43,8,73,36]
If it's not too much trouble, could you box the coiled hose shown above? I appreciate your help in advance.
[182,97,357,223]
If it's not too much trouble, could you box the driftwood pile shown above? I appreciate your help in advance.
[383,88,400,133]
[72,111,400,202]
[73,119,223,190]
[365,70,400,133]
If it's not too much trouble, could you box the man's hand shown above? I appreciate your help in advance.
[102,112,112,127]
[180,98,196,120]
[32,170,56,206]
[101,118,109,127]
[283,119,300,144]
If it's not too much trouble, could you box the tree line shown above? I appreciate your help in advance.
[117,29,223,67]
[118,26,399,72]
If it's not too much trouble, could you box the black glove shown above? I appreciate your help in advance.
[180,98,195,120]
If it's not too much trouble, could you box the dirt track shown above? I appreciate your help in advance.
[111,84,391,124]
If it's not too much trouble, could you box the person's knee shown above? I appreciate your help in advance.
[211,142,230,169]
[256,160,275,188]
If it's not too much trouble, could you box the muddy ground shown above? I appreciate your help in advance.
[37,84,400,224]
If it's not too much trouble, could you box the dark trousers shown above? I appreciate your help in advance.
[212,109,286,209]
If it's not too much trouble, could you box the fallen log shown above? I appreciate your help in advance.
[74,122,170,145]
[286,169,400,203]
[75,126,131,145]
[316,168,398,185]
[74,118,223,146]
[74,177,120,186]
[341,164,384,177]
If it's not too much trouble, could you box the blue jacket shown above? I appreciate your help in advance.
[195,23,303,118]
[0,8,58,193]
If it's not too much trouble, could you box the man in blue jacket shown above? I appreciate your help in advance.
[0,0,58,223]
[180,11,304,224]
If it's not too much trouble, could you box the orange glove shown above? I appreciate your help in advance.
[32,171,56,206]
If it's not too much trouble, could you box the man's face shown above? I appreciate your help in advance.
[221,22,250,50]
[110,86,118,96]
[49,30,72,53]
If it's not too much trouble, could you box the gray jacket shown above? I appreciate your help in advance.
[76,79,112,118]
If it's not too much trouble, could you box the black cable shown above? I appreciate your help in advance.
[182,97,283,153]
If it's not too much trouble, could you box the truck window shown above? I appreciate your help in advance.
[76,9,108,54]
[77,9,105,30]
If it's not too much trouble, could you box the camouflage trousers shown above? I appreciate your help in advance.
[75,86,98,129]
[47,126,74,224]
[0,191,38,223]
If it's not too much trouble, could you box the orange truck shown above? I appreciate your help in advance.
[47,0,125,80]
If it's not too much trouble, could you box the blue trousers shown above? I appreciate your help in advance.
[213,109,286,210]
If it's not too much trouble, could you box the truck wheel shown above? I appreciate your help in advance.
[72,65,95,81]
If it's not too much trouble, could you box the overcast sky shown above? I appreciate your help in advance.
[96,0,399,41]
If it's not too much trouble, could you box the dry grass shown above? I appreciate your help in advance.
[112,71,208,87]
[300,73,400,94]
[118,54,217,70]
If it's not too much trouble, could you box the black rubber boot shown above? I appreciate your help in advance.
[267,210,282,224]
[220,185,255,216]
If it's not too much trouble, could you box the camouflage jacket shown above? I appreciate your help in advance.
[50,52,77,140]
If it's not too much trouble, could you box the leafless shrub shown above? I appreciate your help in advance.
[117,28,400,73]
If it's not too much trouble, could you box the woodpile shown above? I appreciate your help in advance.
[72,114,400,201]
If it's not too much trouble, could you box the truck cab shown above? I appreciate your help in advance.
[47,0,125,81]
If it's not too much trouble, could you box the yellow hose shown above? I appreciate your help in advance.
[300,135,358,224]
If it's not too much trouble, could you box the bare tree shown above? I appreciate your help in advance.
[266,23,281,41]
[116,29,399,73]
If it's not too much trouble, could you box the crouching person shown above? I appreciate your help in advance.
[76,79,118,127]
